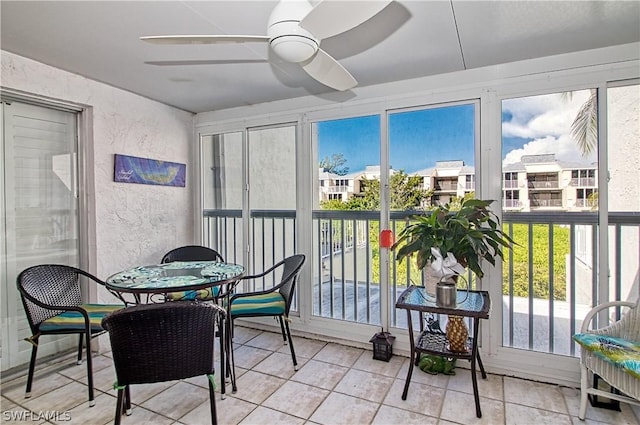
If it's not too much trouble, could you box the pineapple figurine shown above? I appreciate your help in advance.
[446,315,469,353]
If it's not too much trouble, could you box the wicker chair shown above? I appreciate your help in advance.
[161,245,224,301]
[16,264,124,406]
[229,254,305,371]
[573,300,640,420]
[102,302,225,425]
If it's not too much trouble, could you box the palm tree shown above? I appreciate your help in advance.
[562,90,598,157]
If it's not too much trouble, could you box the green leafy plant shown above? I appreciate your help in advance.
[391,199,514,278]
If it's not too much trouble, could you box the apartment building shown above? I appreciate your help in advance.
[319,165,383,203]
[320,156,597,212]
[413,160,476,206]
[503,154,598,212]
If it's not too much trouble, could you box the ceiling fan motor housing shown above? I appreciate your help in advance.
[267,0,319,63]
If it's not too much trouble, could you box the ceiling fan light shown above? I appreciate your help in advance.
[270,35,318,63]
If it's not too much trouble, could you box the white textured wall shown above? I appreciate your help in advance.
[607,84,640,299]
[1,51,195,286]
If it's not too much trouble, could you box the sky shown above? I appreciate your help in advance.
[502,90,595,165]
[317,89,595,175]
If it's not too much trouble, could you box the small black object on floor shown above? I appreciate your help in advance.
[588,374,622,412]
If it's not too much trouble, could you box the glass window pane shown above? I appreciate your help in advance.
[501,89,597,356]
[248,125,297,284]
[4,102,78,267]
[389,104,476,209]
[249,126,296,210]
[313,115,381,324]
[389,103,476,328]
[202,132,243,210]
[201,132,243,263]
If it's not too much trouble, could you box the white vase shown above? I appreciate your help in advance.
[422,266,439,299]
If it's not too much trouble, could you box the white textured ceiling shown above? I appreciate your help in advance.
[1,1,639,113]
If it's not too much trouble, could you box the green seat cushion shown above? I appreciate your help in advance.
[230,292,285,317]
[39,304,123,332]
[573,333,640,379]
[165,286,220,302]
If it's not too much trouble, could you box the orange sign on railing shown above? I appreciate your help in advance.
[380,230,394,248]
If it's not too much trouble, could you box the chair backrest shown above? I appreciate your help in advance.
[617,301,640,341]
[161,245,224,263]
[17,264,98,331]
[277,254,306,314]
[102,302,225,386]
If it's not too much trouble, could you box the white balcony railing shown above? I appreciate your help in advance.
[503,199,522,208]
[570,178,596,187]
[203,208,640,358]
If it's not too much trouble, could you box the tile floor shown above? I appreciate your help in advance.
[1,326,638,425]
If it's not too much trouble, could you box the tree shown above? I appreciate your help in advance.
[353,177,379,210]
[446,192,476,211]
[563,90,597,157]
[347,171,432,212]
[571,90,597,157]
[319,153,349,176]
[320,198,349,210]
[390,171,432,210]
[320,171,433,285]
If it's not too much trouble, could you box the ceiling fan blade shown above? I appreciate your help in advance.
[140,35,270,45]
[299,0,393,40]
[145,59,268,66]
[301,48,357,91]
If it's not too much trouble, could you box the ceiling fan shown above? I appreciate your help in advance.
[140,0,393,91]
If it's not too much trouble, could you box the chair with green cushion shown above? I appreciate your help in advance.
[229,254,305,370]
[16,264,124,406]
[573,299,640,419]
[161,245,224,301]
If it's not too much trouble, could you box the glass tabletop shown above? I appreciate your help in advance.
[105,261,245,293]
[396,285,491,318]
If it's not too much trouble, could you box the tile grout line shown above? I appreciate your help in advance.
[2,328,634,425]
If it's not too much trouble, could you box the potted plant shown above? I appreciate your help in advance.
[391,198,513,279]
[391,198,514,353]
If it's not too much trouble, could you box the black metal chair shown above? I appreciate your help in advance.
[161,245,224,264]
[161,244,238,398]
[228,254,305,370]
[102,302,225,425]
[161,245,224,301]
[16,264,124,406]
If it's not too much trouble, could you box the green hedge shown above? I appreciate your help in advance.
[502,223,569,301]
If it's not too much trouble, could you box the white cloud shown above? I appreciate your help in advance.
[502,90,590,138]
[503,133,594,165]
[502,89,595,164]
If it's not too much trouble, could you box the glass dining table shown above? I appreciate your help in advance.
[105,261,245,301]
[105,260,245,398]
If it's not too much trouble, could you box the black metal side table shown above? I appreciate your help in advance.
[395,285,491,418]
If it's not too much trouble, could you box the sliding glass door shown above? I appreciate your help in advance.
[308,101,479,333]
[200,124,297,294]
[500,83,639,358]
[1,100,79,371]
